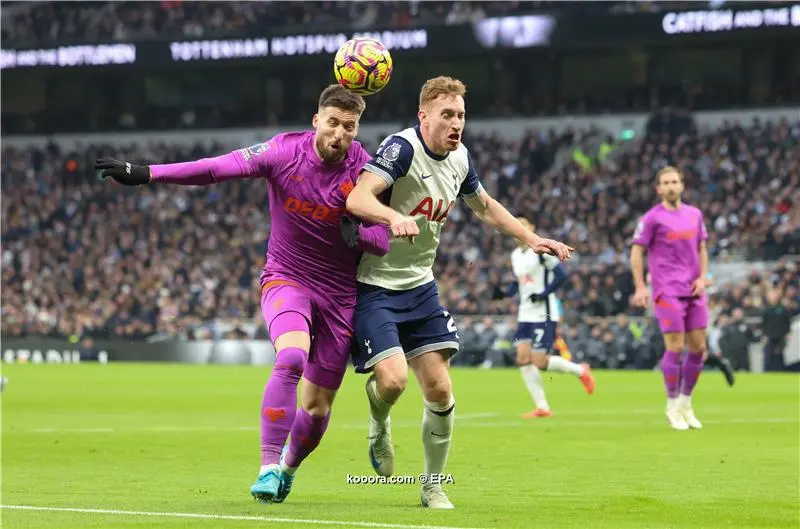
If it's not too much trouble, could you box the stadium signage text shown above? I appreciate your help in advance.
[662,4,800,34]
[169,30,427,62]
[2,348,108,364]
[0,43,136,69]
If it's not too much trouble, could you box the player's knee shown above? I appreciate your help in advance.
[421,376,452,404]
[377,370,408,401]
[530,353,548,370]
[274,346,308,383]
[301,379,336,416]
[373,355,408,401]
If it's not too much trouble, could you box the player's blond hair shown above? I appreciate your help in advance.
[419,76,467,109]
[318,84,366,115]
[656,165,683,185]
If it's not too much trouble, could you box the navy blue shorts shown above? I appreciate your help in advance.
[514,321,557,353]
[352,281,459,373]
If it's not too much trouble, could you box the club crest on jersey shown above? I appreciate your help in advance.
[381,142,401,162]
[410,197,454,223]
[239,141,270,161]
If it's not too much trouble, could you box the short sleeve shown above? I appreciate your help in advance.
[632,213,655,248]
[458,151,484,198]
[232,137,287,180]
[362,136,414,186]
[698,210,708,241]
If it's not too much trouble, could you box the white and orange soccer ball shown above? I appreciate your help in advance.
[333,38,393,96]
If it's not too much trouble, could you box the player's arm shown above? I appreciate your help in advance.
[94,140,280,186]
[692,213,710,296]
[339,216,391,256]
[630,213,654,307]
[461,156,572,260]
[533,255,568,301]
[345,136,418,239]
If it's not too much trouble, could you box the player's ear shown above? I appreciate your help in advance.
[417,108,426,125]
[312,113,319,128]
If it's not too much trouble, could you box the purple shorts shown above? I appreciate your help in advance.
[653,293,709,334]
[260,279,355,390]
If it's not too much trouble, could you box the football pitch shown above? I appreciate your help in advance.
[1,363,797,529]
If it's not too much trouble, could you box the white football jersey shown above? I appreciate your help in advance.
[510,246,561,323]
[357,126,484,290]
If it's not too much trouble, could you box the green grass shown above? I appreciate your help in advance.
[1,364,798,529]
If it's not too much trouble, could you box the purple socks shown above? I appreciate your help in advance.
[660,350,681,399]
[283,408,331,469]
[680,351,704,396]
[260,347,307,466]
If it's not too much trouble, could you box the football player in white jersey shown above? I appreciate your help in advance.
[345,76,573,509]
[510,217,595,419]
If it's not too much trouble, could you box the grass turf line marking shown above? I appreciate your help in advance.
[0,505,488,529]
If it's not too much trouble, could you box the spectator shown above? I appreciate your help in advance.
[762,289,794,371]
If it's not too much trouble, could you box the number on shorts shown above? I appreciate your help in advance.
[533,328,545,345]
[443,310,457,333]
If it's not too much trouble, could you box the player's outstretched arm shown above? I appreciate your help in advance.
[95,141,278,186]
[463,190,573,260]
[346,171,418,240]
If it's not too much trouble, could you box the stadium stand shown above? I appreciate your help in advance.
[3,117,798,372]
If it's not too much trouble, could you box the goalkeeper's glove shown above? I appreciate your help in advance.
[529,292,546,303]
[95,158,150,186]
[339,214,361,249]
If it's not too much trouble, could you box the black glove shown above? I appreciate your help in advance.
[529,292,546,303]
[340,214,361,249]
[94,158,150,186]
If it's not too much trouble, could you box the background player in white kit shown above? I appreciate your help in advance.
[511,218,595,419]
[346,76,573,509]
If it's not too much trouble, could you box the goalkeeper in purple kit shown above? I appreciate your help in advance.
[95,85,390,504]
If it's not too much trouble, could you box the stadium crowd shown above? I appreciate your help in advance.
[2,116,798,370]
[2,1,700,47]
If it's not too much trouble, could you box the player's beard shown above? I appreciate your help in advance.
[663,192,680,207]
[317,137,346,163]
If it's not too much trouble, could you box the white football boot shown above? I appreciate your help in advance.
[666,398,689,430]
[677,395,703,429]
[421,485,454,509]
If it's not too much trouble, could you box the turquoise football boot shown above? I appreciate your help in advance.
[250,466,281,503]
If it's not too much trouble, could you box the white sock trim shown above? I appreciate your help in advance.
[424,395,455,414]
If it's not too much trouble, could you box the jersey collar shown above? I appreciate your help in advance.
[415,125,449,161]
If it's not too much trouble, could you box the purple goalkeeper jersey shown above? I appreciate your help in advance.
[150,131,386,300]
[632,203,708,298]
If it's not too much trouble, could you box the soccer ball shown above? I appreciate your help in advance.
[333,38,393,96]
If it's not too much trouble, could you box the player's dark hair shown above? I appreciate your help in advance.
[318,84,366,115]
[656,165,683,184]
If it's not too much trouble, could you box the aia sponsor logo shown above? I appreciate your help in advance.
[409,197,454,223]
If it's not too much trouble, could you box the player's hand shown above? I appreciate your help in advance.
[529,292,546,303]
[530,238,573,261]
[94,158,150,186]
[389,214,419,243]
[339,215,361,249]
[631,286,649,308]
[691,277,707,297]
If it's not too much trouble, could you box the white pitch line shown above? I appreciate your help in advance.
[0,505,486,529]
